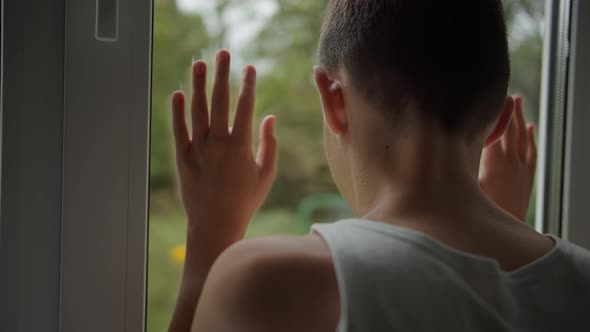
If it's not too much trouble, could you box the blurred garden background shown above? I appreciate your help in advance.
[147,0,546,330]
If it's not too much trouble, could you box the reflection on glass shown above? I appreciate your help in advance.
[147,1,545,330]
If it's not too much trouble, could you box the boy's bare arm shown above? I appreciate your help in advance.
[479,96,537,222]
[168,50,277,332]
[190,236,339,332]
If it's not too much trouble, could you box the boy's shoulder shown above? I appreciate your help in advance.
[216,234,335,280]
[199,234,339,332]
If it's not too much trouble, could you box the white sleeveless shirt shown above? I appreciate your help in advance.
[311,219,590,332]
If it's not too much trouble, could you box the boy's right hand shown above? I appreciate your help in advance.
[479,96,537,222]
[171,50,277,261]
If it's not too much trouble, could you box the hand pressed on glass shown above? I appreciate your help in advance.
[171,50,277,255]
[479,96,537,222]
[168,50,277,332]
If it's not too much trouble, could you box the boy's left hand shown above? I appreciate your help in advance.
[479,96,537,222]
[171,50,277,261]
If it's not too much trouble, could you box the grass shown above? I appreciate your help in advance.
[146,208,310,332]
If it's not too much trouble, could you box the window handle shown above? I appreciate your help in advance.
[95,0,118,42]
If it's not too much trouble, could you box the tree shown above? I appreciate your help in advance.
[235,0,336,208]
[151,0,212,190]
[504,0,545,123]
[150,0,546,209]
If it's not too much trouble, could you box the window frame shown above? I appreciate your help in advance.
[561,0,590,249]
[58,0,152,330]
[0,0,66,330]
[535,0,571,235]
[0,0,3,195]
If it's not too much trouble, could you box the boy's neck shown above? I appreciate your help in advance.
[349,131,492,225]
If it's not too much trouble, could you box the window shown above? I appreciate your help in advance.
[2,0,588,330]
[146,0,548,330]
[561,0,590,247]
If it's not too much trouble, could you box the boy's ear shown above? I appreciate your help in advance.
[314,66,347,135]
[484,96,514,147]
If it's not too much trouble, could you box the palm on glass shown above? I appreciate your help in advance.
[171,50,277,253]
[479,96,537,222]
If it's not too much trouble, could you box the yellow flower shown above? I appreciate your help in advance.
[170,244,186,265]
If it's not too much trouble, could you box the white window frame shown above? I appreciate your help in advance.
[536,0,571,235]
[561,0,590,249]
[1,0,151,331]
[537,0,590,250]
[59,0,152,331]
[0,0,66,330]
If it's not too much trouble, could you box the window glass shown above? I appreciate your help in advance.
[147,1,546,330]
[503,0,545,225]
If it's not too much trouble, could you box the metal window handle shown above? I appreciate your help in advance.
[95,0,118,42]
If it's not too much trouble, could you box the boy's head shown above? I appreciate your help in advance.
[318,0,510,135]
[313,0,514,212]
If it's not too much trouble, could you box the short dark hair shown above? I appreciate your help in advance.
[319,0,510,135]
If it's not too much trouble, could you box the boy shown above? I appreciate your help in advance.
[168,0,590,331]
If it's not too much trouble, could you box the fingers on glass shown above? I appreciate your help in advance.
[210,50,231,136]
[256,116,277,178]
[232,65,257,142]
[513,96,528,161]
[526,125,537,171]
[501,114,517,156]
[172,91,190,152]
[487,136,504,155]
[191,61,209,142]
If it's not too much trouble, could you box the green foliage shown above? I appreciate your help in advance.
[146,214,186,332]
[149,0,546,205]
[296,192,352,225]
[150,0,212,189]
[504,0,545,123]
[509,33,544,123]
[239,0,337,207]
[148,1,546,330]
